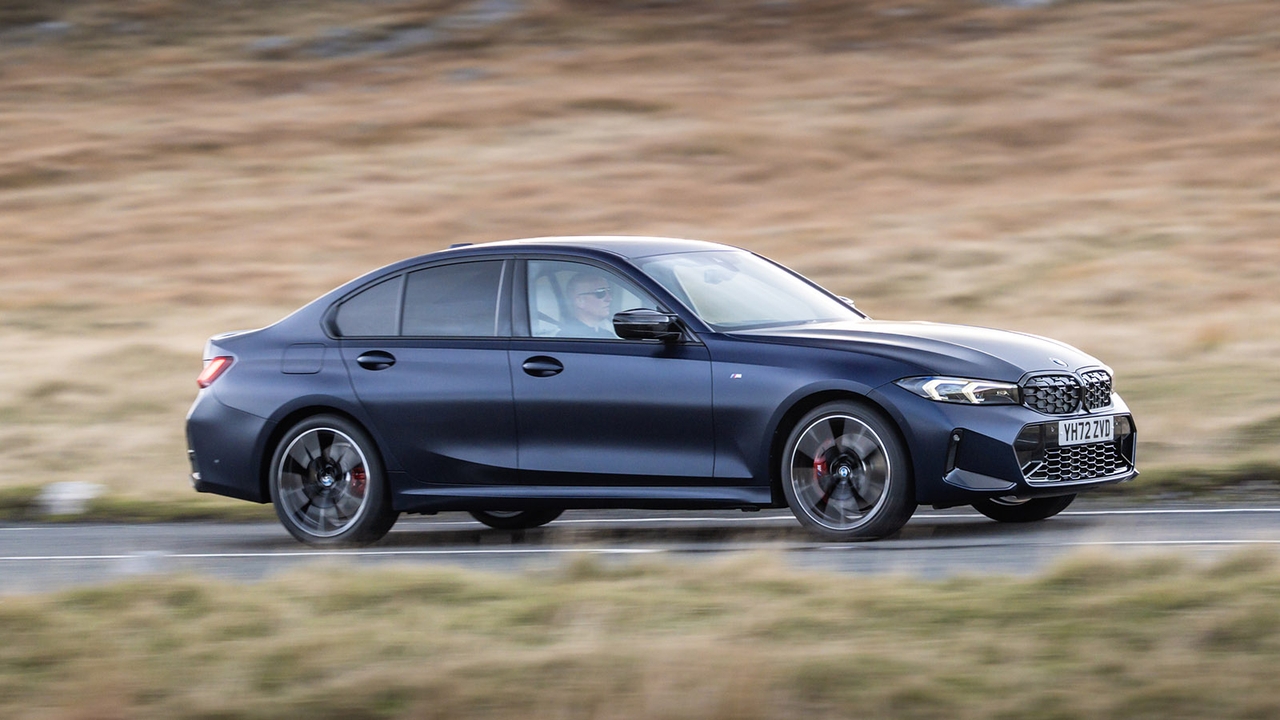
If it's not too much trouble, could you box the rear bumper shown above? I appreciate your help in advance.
[185,390,274,504]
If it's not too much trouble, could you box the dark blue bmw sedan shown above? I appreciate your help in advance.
[186,236,1137,545]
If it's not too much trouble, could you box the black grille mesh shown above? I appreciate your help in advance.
[1022,375,1081,414]
[1081,370,1113,410]
[1026,441,1130,484]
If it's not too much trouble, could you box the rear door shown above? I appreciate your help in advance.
[339,259,518,486]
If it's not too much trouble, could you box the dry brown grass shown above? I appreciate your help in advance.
[3,551,1280,719]
[2,0,1279,500]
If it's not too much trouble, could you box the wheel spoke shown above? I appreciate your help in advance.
[840,427,880,462]
[797,420,834,460]
[316,430,336,463]
[336,482,364,520]
[290,432,322,469]
[827,416,846,444]
[282,453,309,480]
[793,448,815,468]
[814,483,836,516]
[295,494,316,529]
[847,482,870,512]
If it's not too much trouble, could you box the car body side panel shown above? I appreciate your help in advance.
[703,335,927,485]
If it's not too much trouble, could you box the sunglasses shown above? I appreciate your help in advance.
[577,287,612,299]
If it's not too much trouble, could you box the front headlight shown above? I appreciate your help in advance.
[895,376,1021,405]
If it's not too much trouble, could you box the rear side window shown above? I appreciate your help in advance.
[334,276,402,337]
[402,261,504,337]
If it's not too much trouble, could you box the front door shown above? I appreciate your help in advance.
[511,259,715,486]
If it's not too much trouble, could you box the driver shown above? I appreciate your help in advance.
[560,272,617,338]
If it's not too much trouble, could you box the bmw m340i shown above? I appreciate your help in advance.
[186,236,1137,545]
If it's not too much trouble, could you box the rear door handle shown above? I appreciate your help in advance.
[356,351,396,371]
[522,356,563,378]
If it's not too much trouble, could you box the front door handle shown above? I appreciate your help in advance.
[522,356,563,378]
[356,351,396,371]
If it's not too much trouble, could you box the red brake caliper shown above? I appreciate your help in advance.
[350,467,367,495]
[812,439,834,479]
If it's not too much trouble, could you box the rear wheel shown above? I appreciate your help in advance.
[781,401,915,541]
[971,494,1075,523]
[269,415,398,546]
[469,509,563,530]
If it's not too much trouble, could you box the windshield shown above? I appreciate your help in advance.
[637,250,861,331]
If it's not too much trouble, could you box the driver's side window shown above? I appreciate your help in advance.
[527,261,658,339]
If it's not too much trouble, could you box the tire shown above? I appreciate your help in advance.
[781,400,915,541]
[269,414,398,547]
[971,494,1075,523]
[469,509,564,530]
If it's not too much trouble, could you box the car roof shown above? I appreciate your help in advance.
[451,235,740,260]
[308,235,746,314]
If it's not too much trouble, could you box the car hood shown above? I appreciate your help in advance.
[735,320,1105,381]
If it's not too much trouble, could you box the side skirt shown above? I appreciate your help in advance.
[393,485,773,513]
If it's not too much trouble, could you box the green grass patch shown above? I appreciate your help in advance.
[3,553,1280,718]
[0,487,273,523]
[0,485,42,521]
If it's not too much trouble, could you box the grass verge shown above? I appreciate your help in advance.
[0,486,274,523]
[1094,462,1280,502]
[3,552,1280,719]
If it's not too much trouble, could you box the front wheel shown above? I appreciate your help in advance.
[971,494,1076,523]
[269,415,398,547]
[469,509,563,530]
[781,401,915,541]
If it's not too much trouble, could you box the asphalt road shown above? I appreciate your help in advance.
[3,501,1280,594]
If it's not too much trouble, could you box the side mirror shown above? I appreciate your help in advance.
[613,308,683,342]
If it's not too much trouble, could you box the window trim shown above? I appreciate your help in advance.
[327,258,514,340]
[513,256,699,344]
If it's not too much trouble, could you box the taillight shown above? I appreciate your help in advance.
[196,356,233,388]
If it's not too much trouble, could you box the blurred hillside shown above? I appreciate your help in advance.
[1,0,1278,500]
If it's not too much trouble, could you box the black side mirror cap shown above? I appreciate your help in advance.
[613,309,683,342]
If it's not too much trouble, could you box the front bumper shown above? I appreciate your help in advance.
[869,384,1137,507]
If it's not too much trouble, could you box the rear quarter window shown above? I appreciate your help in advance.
[334,276,402,337]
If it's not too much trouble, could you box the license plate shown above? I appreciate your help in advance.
[1058,416,1114,447]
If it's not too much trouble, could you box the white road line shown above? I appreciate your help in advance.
[1068,540,1280,546]
[7,536,1280,562]
[819,539,1280,551]
[1061,508,1280,516]
[0,547,665,562]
